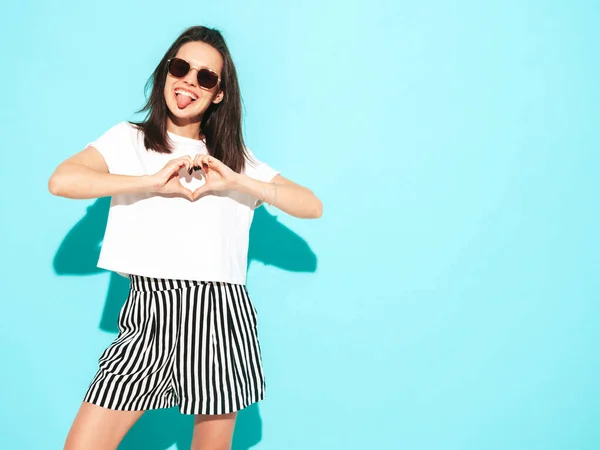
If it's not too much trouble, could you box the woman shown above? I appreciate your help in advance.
[49,25,322,450]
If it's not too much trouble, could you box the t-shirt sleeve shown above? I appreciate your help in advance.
[244,147,279,183]
[86,122,131,173]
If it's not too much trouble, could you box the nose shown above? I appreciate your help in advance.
[183,67,199,87]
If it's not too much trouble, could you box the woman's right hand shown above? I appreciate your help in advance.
[148,156,194,200]
[49,148,195,200]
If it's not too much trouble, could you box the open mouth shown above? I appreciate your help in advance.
[175,88,198,109]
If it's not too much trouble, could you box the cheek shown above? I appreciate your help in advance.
[193,97,213,113]
[164,79,175,99]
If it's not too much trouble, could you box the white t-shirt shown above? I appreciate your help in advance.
[88,121,279,284]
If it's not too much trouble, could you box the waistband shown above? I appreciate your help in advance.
[130,275,220,292]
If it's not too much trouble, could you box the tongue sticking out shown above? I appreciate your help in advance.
[176,94,193,109]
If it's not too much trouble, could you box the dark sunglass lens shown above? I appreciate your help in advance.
[197,69,219,89]
[168,58,190,78]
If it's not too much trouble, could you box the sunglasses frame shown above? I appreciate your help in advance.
[167,57,221,90]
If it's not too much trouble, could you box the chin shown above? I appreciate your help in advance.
[166,101,203,121]
[166,100,210,120]
[169,109,200,120]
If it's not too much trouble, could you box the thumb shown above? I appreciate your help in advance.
[177,186,194,201]
[169,179,193,200]
[192,184,211,201]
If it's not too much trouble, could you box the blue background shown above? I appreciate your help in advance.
[1,1,599,449]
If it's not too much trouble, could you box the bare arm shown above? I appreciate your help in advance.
[48,147,194,200]
[234,174,323,219]
[190,154,323,219]
[48,146,153,199]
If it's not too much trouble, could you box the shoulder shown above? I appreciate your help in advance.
[243,147,279,182]
[243,147,264,171]
[105,121,143,136]
[87,121,145,167]
[91,121,143,147]
[112,121,142,138]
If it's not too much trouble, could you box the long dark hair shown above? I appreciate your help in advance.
[132,26,247,173]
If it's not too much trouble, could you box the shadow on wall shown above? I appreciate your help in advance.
[54,197,317,450]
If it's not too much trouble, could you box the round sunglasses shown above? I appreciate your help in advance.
[167,57,221,90]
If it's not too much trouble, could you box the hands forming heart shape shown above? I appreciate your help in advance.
[150,154,237,201]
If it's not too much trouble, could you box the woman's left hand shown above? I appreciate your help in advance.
[191,154,238,199]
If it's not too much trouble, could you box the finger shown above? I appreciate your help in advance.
[166,157,189,173]
[183,159,194,173]
[176,156,193,175]
[190,155,198,174]
[200,154,211,172]
[162,160,186,179]
[169,158,188,168]
[192,185,210,200]
[207,155,222,166]
[171,155,193,166]
[205,155,224,173]
[174,184,194,201]
[167,159,191,177]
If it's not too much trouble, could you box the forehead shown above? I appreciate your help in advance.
[175,41,223,74]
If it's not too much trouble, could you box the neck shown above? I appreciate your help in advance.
[166,115,203,140]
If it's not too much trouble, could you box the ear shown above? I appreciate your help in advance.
[212,90,224,105]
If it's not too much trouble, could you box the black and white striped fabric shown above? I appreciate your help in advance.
[83,275,265,415]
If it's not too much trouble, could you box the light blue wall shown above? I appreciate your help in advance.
[1,1,599,449]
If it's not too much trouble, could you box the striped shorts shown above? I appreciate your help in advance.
[83,275,265,415]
